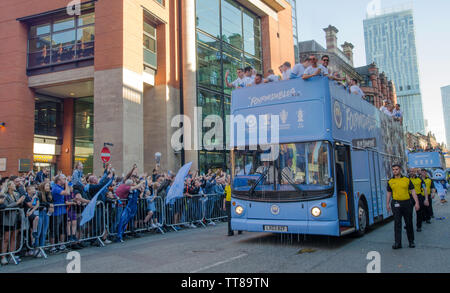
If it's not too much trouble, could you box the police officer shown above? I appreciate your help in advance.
[410,168,429,232]
[420,169,435,222]
[387,164,420,249]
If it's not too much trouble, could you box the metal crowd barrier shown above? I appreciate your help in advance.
[203,193,227,222]
[163,193,226,231]
[164,195,205,231]
[0,208,25,265]
[105,196,165,237]
[1,193,227,265]
[24,202,106,259]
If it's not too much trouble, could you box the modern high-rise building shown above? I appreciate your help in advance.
[441,85,450,147]
[363,6,425,134]
[286,0,299,63]
[0,0,295,176]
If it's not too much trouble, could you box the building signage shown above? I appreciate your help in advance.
[33,155,54,163]
[18,159,31,173]
[352,138,377,149]
[0,158,6,172]
[101,147,111,163]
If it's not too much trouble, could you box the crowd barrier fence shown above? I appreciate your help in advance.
[105,196,165,236]
[1,193,226,265]
[0,208,25,264]
[24,202,106,259]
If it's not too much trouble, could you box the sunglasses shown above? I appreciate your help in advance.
[323,59,329,62]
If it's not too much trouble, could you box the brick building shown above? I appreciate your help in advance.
[0,0,295,176]
[355,62,397,108]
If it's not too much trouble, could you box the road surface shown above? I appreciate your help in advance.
[2,197,449,273]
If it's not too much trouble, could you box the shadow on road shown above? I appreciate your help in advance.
[238,233,353,250]
[237,217,395,250]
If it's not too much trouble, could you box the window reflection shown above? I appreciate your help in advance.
[233,142,332,190]
[221,0,243,49]
[196,0,220,38]
[197,32,221,91]
[27,11,95,69]
[53,17,75,32]
[74,97,94,174]
[196,0,262,172]
[34,97,63,138]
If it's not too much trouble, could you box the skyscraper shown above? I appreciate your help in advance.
[286,0,300,63]
[441,85,450,146]
[364,6,425,134]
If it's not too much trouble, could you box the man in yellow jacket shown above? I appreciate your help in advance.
[387,164,420,249]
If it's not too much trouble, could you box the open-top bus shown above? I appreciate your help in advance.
[407,151,446,171]
[230,77,405,236]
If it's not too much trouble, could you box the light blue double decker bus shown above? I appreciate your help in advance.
[230,77,405,236]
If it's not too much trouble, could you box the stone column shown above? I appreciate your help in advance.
[182,0,199,170]
[341,42,354,66]
[93,68,144,176]
[323,25,339,53]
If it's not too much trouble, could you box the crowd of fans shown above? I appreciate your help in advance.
[0,162,230,265]
[409,145,444,154]
[379,100,403,123]
[226,54,403,121]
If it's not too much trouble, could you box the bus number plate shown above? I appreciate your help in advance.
[263,225,288,232]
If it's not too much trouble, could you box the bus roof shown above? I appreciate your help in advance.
[230,77,404,159]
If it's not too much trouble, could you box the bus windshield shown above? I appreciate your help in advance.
[233,141,333,201]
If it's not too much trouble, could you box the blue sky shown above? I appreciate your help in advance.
[297,0,450,145]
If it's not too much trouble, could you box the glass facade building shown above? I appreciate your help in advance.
[363,9,425,134]
[441,86,450,146]
[286,0,299,63]
[196,0,262,172]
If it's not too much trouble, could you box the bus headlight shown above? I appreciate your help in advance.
[235,205,244,215]
[311,207,321,217]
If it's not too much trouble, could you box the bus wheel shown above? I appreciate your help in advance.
[356,201,368,237]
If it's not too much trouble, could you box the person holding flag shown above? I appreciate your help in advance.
[165,162,192,230]
[115,179,145,242]
[80,164,115,245]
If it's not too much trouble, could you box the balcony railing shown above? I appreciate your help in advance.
[27,41,94,69]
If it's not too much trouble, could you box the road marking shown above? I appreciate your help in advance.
[190,253,248,273]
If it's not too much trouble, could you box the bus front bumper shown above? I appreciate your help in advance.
[231,218,340,236]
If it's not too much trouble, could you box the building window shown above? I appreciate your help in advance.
[143,18,157,69]
[27,11,95,69]
[196,0,262,172]
[34,96,63,138]
[74,97,94,174]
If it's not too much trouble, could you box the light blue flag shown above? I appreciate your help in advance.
[165,162,192,204]
[80,179,113,227]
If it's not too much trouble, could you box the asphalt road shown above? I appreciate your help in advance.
[2,195,449,273]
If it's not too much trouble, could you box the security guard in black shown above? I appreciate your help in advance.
[387,165,419,249]
[410,169,429,231]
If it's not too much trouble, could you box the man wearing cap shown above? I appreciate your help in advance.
[387,164,420,249]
